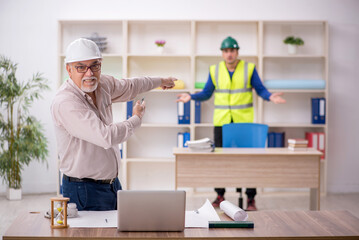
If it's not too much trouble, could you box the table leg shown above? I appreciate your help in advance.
[310,188,320,210]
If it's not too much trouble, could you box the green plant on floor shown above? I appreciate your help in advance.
[283,36,304,46]
[0,55,50,189]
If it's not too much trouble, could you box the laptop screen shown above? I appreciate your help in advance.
[117,190,186,231]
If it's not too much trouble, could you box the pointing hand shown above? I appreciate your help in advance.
[160,77,177,90]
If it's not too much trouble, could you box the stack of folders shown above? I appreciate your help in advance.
[288,138,308,151]
[185,138,215,152]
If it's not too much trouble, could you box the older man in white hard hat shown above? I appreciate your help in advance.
[51,38,176,211]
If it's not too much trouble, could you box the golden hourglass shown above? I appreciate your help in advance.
[50,197,70,228]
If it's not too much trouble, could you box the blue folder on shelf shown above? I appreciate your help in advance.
[195,101,201,124]
[267,132,285,147]
[119,143,123,158]
[183,132,190,147]
[264,80,326,89]
[312,98,326,124]
[177,101,190,124]
[177,132,190,148]
[59,170,63,194]
[126,101,133,119]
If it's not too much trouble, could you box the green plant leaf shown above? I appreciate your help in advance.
[0,55,49,188]
[283,36,304,46]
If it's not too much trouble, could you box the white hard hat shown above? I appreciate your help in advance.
[64,38,102,64]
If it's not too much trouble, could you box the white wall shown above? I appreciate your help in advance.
[0,0,358,194]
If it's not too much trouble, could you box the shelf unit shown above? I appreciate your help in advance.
[58,20,328,193]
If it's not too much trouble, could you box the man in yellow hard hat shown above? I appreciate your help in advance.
[177,36,285,211]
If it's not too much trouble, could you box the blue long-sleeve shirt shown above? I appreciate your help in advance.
[190,67,271,101]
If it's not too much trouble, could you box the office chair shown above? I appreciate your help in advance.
[222,123,269,208]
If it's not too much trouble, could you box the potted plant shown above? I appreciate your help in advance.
[155,40,166,54]
[283,36,304,54]
[0,55,49,200]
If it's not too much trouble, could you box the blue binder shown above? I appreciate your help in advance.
[267,132,285,147]
[119,143,123,158]
[59,170,63,194]
[177,101,190,124]
[127,101,133,119]
[177,132,190,147]
[312,98,326,124]
[183,132,190,147]
[267,132,275,147]
[195,101,201,123]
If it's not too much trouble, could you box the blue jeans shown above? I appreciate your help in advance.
[62,176,122,211]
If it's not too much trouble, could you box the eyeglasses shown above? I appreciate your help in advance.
[74,63,101,73]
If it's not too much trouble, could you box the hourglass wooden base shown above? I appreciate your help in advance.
[50,197,70,229]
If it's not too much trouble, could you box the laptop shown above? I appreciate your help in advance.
[117,190,186,231]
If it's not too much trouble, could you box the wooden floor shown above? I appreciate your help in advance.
[1,191,359,238]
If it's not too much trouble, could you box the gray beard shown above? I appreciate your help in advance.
[81,77,98,93]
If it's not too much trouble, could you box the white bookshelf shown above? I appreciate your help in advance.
[259,21,329,193]
[58,20,328,193]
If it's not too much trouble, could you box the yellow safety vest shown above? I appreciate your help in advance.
[210,60,255,126]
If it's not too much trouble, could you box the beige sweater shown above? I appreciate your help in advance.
[51,74,161,179]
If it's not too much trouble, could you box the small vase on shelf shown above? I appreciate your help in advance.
[157,46,164,54]
[283,36,304,55]
[155,40,166,55]
[288,44,297,54]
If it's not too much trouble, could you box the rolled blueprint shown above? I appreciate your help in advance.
[220,200,248,221]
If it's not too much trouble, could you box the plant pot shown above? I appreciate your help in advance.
[157,46,164,54]
[6,187,22,200]
[288,44,297,54]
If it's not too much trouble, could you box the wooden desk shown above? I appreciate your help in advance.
[173,148,322,210]
[4,211,359,239]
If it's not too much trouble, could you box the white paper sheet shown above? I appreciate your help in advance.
[219,200,248,221]
[185,199,220,228]
[67,210,117,228]
[68,199,220,229]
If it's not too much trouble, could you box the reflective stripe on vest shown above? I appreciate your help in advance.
[210,60,255,126]
[215,103,253,109]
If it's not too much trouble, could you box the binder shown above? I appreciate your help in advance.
[59,170,63,194]
[119,143,123,159]
[183,132,190,147]
[306,132,325,159]
[184,102,190,124]
[275,132,285,147]
[177,132,191,148]
[126,101,133,119]
[268,132,275,147]
[177,101,190,124]
[195,101,201,123]
[311,98,326,124]
[306,132,318,149]
[267,132,285,147]
[177,133,184,148]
